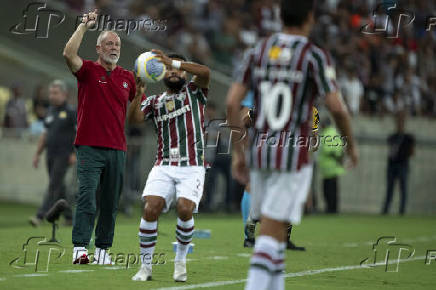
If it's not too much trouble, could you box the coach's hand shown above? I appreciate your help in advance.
[232,146,249,185]
[81,9,98,29]
[152,49,172,66]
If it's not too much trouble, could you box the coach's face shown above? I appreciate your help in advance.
[97,32,121,65]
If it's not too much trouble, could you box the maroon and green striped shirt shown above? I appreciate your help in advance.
[236,33,337,172]
[141,81,208,167]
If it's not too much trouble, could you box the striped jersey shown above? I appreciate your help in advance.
[235,32,337,172]
[140,80,208,167]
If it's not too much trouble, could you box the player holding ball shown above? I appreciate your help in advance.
[128,50,210,282]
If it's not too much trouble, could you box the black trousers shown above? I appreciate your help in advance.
[36,153,73,220]
[72,146,125,249]
[382,163,408,214]
[323,177,338,214]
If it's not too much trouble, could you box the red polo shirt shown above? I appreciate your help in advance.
[73,60,136,151]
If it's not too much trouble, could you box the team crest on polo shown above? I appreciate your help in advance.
[123,81,128,89]
[165,100,175,111]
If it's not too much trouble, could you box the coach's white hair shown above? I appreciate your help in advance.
[96,30,120,46]
[49,79,67,93]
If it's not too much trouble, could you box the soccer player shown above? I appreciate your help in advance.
[63,10,143,264]
[242,104,320,250]
[128,50,210,282]
[226,1,358,289]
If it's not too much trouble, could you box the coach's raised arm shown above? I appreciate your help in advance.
[63,10,97,73]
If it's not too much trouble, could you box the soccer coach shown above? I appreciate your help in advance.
[63,10,144,264]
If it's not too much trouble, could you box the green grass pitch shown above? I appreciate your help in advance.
[0,202,435,290]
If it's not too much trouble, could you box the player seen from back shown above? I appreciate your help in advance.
[128,50,210,282]
[226,1,358,289]
[241,102,320,250]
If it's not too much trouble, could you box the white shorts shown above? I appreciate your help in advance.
[142,166,205,213]
[249,164,313,224]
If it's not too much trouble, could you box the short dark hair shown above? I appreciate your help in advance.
[168,53,187,61]
[280,0,314,28]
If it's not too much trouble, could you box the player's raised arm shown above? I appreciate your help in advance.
[325,91,358,167]
[63,10,97,73]
[127,77,146,125]
[152,49,210,88]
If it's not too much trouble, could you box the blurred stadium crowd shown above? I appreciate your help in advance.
[62,0,436,117]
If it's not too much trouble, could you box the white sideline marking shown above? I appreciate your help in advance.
[153,256,427,290]
[58,270,95,273]
[236,253,251,258]
[207,256,228,260]
[13,274,49,278]
[103,266,125,270]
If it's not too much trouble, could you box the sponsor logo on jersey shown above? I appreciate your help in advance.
[123,81,128,89]
[156,105,191,122]
[165,100,175,111]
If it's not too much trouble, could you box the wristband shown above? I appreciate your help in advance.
[171,60,182,69]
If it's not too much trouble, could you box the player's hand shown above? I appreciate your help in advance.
[152,49,172,67]
[346,144,359,169]
[81,9,98,29]
[232,146,249,185]
[135,76,146,97]
[32,154,39,169]
[68,153,77,166]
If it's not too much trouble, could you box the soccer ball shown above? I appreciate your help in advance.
[134,51,166,83]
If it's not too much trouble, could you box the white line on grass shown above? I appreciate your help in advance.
[58,270,95,273]
[153,256,427,290]
[13,274,49,278]
[0,277,5,281]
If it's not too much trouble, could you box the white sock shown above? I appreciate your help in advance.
[245,235,281,290]
[269,242,286,290]
[175,217,194,262]
[73,247,87,262]
[138,218,158,267]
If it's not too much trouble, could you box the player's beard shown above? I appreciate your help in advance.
[101,53,119,65]
[164,76,186,92]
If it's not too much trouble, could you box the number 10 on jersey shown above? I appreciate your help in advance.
[256,81,293,131]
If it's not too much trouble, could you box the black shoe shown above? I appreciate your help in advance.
[243,238,255,248]
[287,240,306,251]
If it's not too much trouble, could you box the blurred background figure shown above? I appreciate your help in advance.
[3,84,28,137]
[339,65,364,116]
[318,118,345,214]
[30,84,49,137]
[120,123,144,217]
[29,80,76,227]
[382,111,415,215]
[203,102,234,212]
